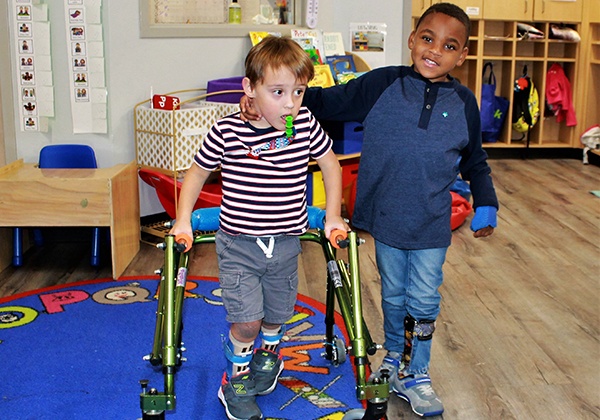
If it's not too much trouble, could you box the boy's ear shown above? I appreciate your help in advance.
[456,46,468,67]
[407,30,416,50]
[242,77,255,98]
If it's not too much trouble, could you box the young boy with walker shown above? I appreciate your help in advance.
[171,36,347,420]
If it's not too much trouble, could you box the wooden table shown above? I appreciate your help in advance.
[0,160,140,279]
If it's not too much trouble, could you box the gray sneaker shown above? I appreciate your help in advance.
[249,348,284,395]
[369,351,402,381]
[217,371,263,420]
[392,373,444,417]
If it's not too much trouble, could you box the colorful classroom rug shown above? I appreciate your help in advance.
[0,277,363,419]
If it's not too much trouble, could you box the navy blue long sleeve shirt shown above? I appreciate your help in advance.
[303,65,499,249]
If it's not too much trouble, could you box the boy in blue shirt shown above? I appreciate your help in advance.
[241,3,498,417]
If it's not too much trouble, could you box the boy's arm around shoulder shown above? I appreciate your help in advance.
[315,150,348,237]
[302,66,405,122]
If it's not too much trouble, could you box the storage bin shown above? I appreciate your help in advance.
[332,138,362,154]
[320,120,364,141]
[305,171,326,208]
[320,120,364,155]
[206,77,244,103]
[134,89,239,174]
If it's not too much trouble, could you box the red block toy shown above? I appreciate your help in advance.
[152,94,180,110]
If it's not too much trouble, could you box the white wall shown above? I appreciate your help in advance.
[0,0,411,215]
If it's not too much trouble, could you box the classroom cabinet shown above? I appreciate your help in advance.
[412,0,483,18]
[576,2,600,147]
[482,0,582,22]
[413,0,595,150]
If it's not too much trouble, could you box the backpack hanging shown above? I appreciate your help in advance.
[512,65,540,157]
[480,62,509,143]
[512,65,540,134]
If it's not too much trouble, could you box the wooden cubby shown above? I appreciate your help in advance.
[412,0,591,150]
[576,2,600,157]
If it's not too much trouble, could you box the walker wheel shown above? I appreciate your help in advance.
[342,408,366,420]
[142,411,165,420]
[332,336,347,366]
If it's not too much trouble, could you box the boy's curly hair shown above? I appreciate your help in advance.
[416,2,471,47]
[245,36,314,86]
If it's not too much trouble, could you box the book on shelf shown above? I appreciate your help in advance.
[323,32,346,57]
[306,49,323,65]
[249,31,281,46]
[308,64,335,88]
[291,29,325,62]
[326,54,357,83]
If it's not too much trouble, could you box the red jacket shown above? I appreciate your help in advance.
[546,63,577,126]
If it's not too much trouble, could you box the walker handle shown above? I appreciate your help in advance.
[175,233,193,253]
[329,229,348,249]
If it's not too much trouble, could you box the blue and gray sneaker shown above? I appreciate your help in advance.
[369,351,402,381]
[217,371,262,420]
[249,348,284,395]
[392,373,444,417]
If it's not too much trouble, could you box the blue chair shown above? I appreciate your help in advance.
[13,144,102,267]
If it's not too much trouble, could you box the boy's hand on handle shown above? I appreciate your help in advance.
[169,221,194,252]
[175,233,193,252]
[324,214,348,239]
[239,95,262,122]
[470,206,497,238]
[324,214,349,248]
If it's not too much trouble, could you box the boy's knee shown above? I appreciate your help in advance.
[231,320,262,342]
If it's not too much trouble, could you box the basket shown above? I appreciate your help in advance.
[134,89,242,174]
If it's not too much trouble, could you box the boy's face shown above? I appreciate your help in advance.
[242,66,307,130]
[408,12,468,83]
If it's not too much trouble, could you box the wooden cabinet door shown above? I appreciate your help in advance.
[483,0,532,20]
[414,0,483,18]
[412,0,432,17]
[533,0,582,22]
[592,1,600,22]
[450,0,484,18]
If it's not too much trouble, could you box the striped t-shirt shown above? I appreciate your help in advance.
[194,106,332,236]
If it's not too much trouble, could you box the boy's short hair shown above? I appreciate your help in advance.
[245,36,314,86]
[416,2,471,47]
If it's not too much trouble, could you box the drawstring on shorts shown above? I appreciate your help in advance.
[256,237,275,259]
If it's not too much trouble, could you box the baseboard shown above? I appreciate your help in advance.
[486,147,599,166]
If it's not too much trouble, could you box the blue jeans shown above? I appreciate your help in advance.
[375,241,447,375]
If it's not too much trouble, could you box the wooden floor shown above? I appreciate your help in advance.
[1,158,598,420]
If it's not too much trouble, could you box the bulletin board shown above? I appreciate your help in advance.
[139,0,304,38]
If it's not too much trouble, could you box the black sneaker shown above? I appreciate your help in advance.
[217,371,263,420]
[249,348,284,395]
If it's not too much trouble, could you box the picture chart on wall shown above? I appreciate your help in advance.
[64,0,107,133]
[10,0,54,132]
